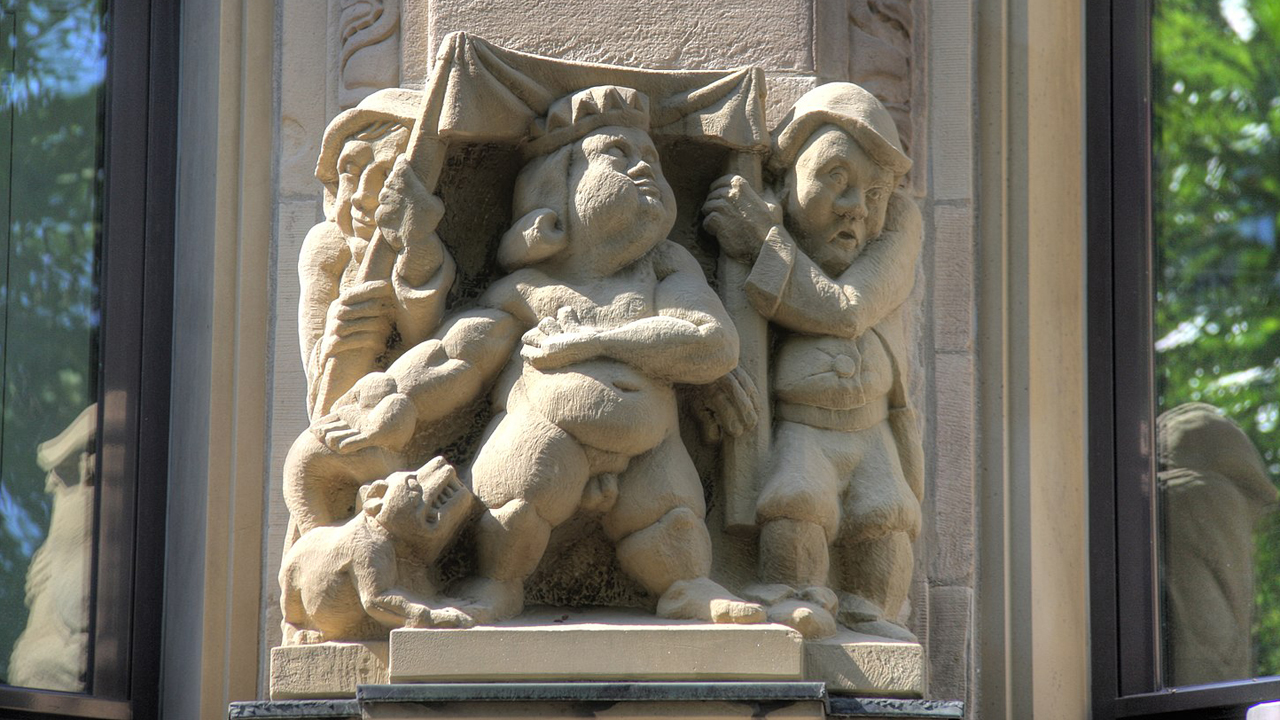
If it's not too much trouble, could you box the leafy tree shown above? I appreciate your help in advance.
[1154,0,1280,681]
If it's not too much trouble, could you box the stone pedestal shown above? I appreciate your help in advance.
[270,641,389,700]
[390,609,804,683]
[804,630,924,697]
[268,609,927,700]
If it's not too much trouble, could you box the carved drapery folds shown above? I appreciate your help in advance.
[849,0,914,157]
[279,33,924,654]
[337,0,401,110]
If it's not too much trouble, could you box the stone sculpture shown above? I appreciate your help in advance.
[702,82,923,640]
[278,35,926,664]
[280,457,477,644]
[1158,402,1277,685]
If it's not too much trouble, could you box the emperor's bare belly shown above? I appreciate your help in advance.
[512,359,675,456]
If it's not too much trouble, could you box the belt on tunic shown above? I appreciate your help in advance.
[774,396,890,432]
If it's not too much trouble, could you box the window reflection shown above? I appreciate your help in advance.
[0,0,105,691]
[7,404,94,692]
[1158,403,1276,686]
[1153,0,1280,687]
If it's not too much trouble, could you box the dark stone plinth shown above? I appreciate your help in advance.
[228,698,360,719]
[828,696,966,718]
[230,682,964,719]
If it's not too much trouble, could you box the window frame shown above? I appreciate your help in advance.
[1088,0,1280,717]
[0,0,176,718]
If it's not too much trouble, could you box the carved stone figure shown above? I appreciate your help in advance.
[302,87,454,421]
[703,82,924,640]
[1158,403,1277,685]
[280,457,477,644]
[430,85,763,626]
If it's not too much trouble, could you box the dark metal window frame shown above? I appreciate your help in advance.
[1088,0,1280,717]
[0,1,176,718]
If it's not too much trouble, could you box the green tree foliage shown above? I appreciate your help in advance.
[1154,0,1280,680]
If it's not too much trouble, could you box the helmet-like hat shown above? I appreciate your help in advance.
[770,82,911,177]
[315,88,423,187]
[525,85,651,157]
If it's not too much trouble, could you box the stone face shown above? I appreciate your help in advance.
[269,641,389,700]
[804,630,924,697]
[389,612,805,682]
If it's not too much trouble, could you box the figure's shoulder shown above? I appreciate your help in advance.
[299,221,351,273]
[651,239,704,278]
[884,190,923,236]
[477,269,546,321]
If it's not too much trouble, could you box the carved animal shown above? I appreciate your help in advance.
[279,457,477,644]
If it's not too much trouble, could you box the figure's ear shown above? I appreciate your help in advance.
[361,479,389,516]
[498,209,567,270]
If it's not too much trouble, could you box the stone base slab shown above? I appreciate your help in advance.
[270,641,389,700]
[389,608,804,682]
[231,683,965,719]
[804,630,923,697]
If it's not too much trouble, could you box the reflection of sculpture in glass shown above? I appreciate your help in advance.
[7,405,96,692]
[1158,402,1278,686]
[703,83,923,640]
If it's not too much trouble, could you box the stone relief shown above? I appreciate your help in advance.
[336,0,401,110]
[279,33,924,653]
[849,0,914,157]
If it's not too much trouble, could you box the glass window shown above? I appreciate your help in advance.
[1152,0,1280,689]
[1090,0,1280,716]
[0,0,104,694]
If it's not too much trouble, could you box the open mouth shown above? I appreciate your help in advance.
[424,473,466,525]
[833,230,859,246]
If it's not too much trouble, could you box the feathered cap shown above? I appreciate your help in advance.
[525,85,651,157]
[315,88,423,187]
[770,82,911,177]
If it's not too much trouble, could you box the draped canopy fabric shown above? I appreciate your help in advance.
[408,32,769,159]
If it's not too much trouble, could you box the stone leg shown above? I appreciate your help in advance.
[459,410,590,622]
[835,422,920,641]
[604,433,764,624]
[751,421,843,637]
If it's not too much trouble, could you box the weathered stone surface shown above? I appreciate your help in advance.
[925,586,973,705]
[805,630,924,697]
[929,353,975,586]
[389,610,804,682]
[269,641,389,700]
[928,0,972,201]
[426,0,812,73]
[931,204,974,353]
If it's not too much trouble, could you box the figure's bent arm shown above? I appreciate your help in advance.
[298,222,350,392]
[385,301,523,425]
[746,191,922,338]
[595,242,739,385]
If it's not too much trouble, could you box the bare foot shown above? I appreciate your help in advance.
[451,576,524,624]
[766,599,837,639]
[656,577,766,624]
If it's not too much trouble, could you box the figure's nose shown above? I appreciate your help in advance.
[354,167,386,211]
[833,187,867,221]
[629,159,656,180]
